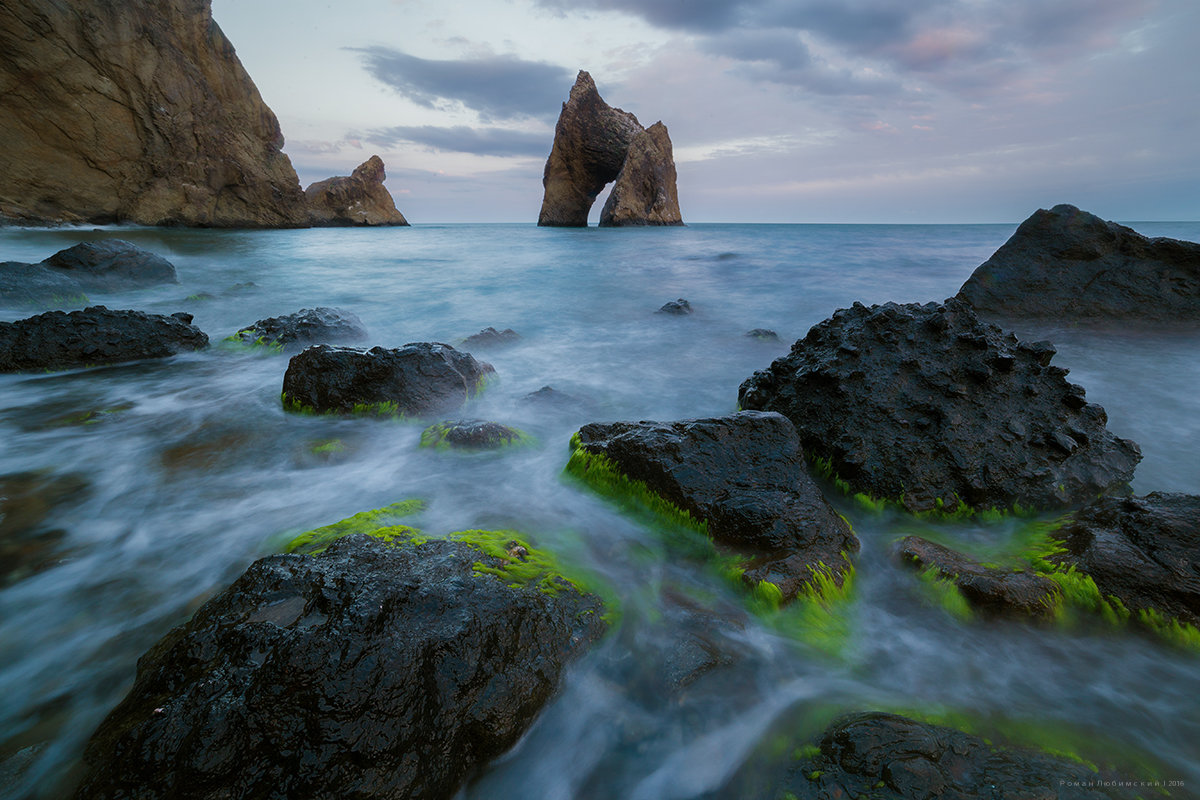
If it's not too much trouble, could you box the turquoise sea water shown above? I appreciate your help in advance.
[1,222,1198,797]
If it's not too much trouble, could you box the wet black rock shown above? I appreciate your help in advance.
[76,534,605,800]
[770,712,1147,800]
[573,411,858,602]
[0,306,209,372]
[0,261,88,308]
[738,298,1141,512]
[1051,492,1200,627]
[39,240,178,290]
[656,298,692,315]
[281,343,494,416]
[421,420,530,450]
[521,385,576,406]
[898,536,1059,618]
[745,328,780,341]
[462,326,521,348]
[233,307,367,348]
[957,204,1200,323]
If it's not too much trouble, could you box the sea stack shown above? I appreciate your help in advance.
[538,71,683,227]
[305,156,410,226]
[0,0,310,227]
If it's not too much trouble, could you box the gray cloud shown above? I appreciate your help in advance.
[353,47,574,121]
[361,125,550,158]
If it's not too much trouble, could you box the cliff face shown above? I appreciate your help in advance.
[0,0,311,227]
[306,156,410,226]
[599,122,683,227]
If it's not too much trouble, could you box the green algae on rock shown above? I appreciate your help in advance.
[420,420,534,451]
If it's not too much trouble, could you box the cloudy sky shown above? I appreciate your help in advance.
[211,0,1198,224]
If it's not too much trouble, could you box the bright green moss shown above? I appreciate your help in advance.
[770,562,857,657]
[223,333,283,353]
[309,438,346,456]
[281,392,404,419]
[793,744,821,761]
[420,422,534,451]
[914,566,973,621]
[447,528,592,597]
[753,579,785,611]
[285,499,427,554]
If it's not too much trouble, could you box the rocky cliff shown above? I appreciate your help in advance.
[306,156,409,226]
[0,0,310,227]
[537,71,682,227]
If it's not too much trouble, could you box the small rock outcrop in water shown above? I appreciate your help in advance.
[657,298,692,315]
[304,156,409,227]
[738,298,1141,513]
[569,412,858,603]
[599,122,684,227]
[232,307,367,349]
[0,307,208,372]
[462,327,521,348]
[1049,492,1200,628]
[898,536,1059,618]
[957,204,1200,323]
[537,71,683,227]
[76,533,606,799]
[0,1,310,227]
[1,240,178,307]
[756,712,1150,800]
[420,420,531,450]
[281,343,494,417]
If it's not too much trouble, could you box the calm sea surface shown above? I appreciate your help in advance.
[1,222,1198,797]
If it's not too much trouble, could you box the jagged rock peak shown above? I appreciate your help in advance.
[305,155,410,227]
[0,0,310,227]
[538,70,682,227]
[600,121,684,227]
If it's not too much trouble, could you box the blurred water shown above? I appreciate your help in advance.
[1,221,1198,798]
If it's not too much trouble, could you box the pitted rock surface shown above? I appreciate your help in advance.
[574,411,857,602]
[1052,492,1200,626]
[282,343,494,416]
[738,298,1141,512]
[957,204,1200,323]
[234,307,366,348]
[0,306,208,372]
[75,535,605,800]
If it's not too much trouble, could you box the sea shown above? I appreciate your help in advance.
[1,221,1198,798]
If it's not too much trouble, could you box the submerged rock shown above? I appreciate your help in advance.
[0,306,208,372]
[537,71,682,227]
[738,298,1141,513]
[957,204,1200,323]
[761,712,1149,800]
[462,326,521,348]
[898,535,1059,618]
[0,0,310,227]
[0,261,88,308]
[281,343,494,417]
[1050,492,1200,628]
[569,411,858,603]
[746,328,780,341]
[420,420,531,450]
[76,532,606,799]
[0,471,88,586]
[0,240,177,307]
[656,298,692,315]
[232,307,367,349]
[599,122,684,227]
[304,155,409,227]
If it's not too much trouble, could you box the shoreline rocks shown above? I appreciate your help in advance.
[957,204,1200,323]
[76,532,606,799]
[0,306,208,372]
[281,343,494,417]
[1,240,178,308]
[305,156,409,227]
[231,307,367,350]
[738,298,1141,513]
[420,420,532,451]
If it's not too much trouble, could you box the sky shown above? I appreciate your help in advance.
[210,0,1200,224]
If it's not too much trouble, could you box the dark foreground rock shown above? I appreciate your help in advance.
[462,326,520,348]
[420,420,531,450]
[304,156,409,227]
[1051,492,1200,627]
[0,306,208,372]
[281,343,494,417]
[1,240,178,307]
[957,204,1200,323]
[569,411,858,603]
[76,533,605,800]
[738,298,1141,513]
[232,307,366,349]
[898,536,1059,618]
[756,712,1150,800]
[537,71,682,227]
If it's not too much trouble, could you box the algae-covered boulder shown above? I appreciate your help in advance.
[750,712,1150,800]
[0,306,208,372]
[898,536,1059,619]
[1049,492,1200,630]
[420,420,531,451]
[232,307,366,350]
[281,342,494,417]
[738,298,1141,513]
[76,528,606,799]
[568,411,857,603]
[957,204,1200,323]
